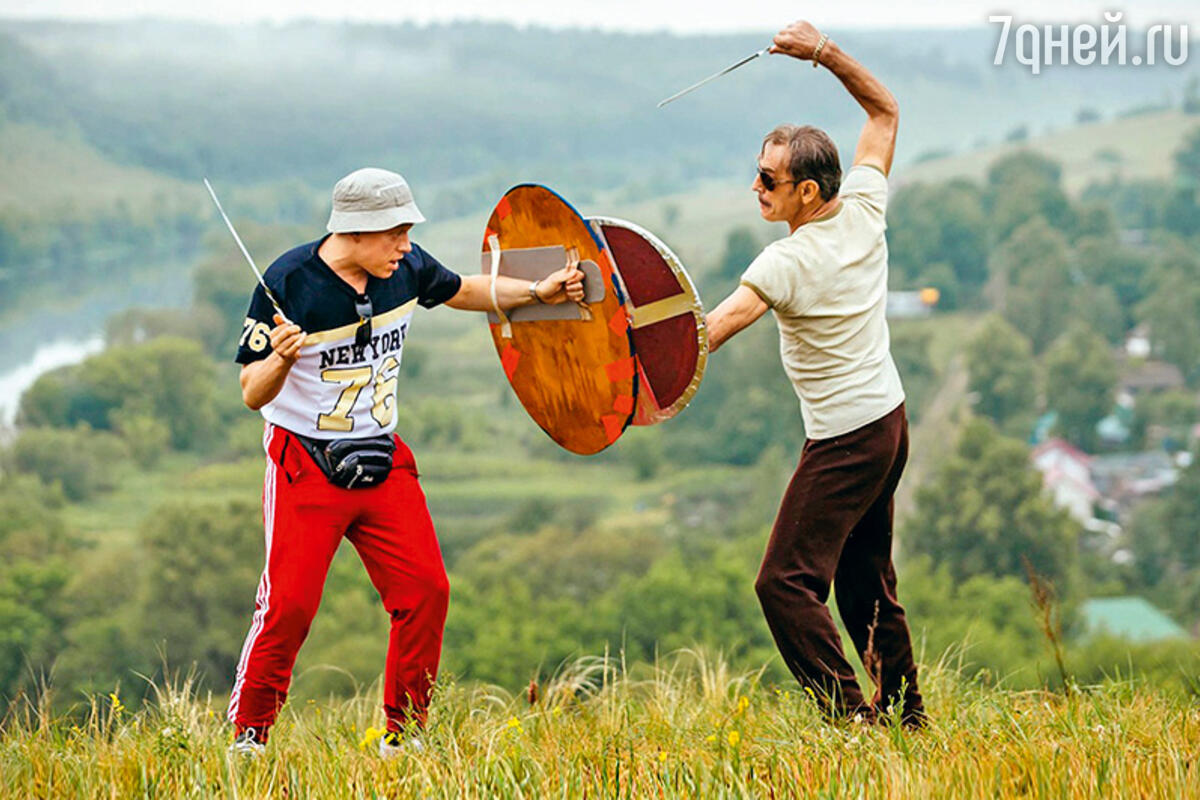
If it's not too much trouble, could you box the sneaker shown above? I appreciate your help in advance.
[229,726,268,757]
[379,730,424,758]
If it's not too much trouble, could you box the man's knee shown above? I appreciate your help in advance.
[424,569,450,611]
[271,593,321,634]
[384,567,449,618]
[754,563,783,608]
[756,565,828,613]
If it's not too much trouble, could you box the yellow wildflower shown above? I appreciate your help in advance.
[705,734,717,744]
[506,716,523,732]
[108,692,125,715]
[728,730,741,748]
[658,750,668,763]
[358,726,386,750]
[735,696,749,715]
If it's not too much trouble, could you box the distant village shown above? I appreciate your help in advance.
[890,289,1197,643]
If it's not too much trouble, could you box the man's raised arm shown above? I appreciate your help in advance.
[770,21,899,176]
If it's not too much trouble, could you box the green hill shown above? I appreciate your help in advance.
[898,110,1199,194]
[0,122,197,222]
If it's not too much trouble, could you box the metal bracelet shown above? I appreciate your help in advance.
[529,279,545,303]
[812,34,829,68]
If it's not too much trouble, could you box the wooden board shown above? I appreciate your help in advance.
[590,217,707,426]
[482,185,637,455]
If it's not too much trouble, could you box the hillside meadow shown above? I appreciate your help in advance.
[3,651,1198,799]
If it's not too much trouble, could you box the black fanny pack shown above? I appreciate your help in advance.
[293,433,395,489]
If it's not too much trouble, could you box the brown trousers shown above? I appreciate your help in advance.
[755,402,924,724]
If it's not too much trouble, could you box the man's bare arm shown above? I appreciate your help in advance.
[445,266,584,312]
[770,20,900,176]
[240,314,305,410]
[706,285,769,353]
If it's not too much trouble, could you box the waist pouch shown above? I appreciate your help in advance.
[293,433,395,489]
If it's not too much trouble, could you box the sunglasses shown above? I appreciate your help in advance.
[756,165,803,192]
[354,294,373,349]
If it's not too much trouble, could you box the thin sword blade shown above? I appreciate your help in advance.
[202,178,291,323]
[657,47,769,108]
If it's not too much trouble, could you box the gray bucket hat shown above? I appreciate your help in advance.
[326,167,426,233]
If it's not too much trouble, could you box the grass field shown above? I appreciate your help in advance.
[3,651,1198,799]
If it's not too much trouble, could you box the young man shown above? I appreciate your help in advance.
[228,167,584,755]
[705,21,925,726]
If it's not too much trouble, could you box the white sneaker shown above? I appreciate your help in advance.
[379,730,424,758]
[229,726,267,757]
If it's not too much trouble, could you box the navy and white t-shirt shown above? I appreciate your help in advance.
[235,235,462,439]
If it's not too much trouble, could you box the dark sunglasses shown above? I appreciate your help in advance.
[354,294,373,349]
[756,165,803,192]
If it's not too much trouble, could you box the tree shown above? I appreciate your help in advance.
[897,557,1046,684]
[1164,127,1200,235]
[993,218,1075,353]
[0,476,75,703]
[1174,125,1200,183]
[985,151,1075,242]
[715,227,761,285]
[17,337,221,451]
[1136,241,1200,384]
[668,320,805,466]
[966,314,1036,426]
[134,501,263,688]
[1074,234,1152,329]
[1043,323,1118,452]
[903,420,1080,587]
[6,426,129,502]
[890,324,937,422]
[887,179,987,302]
[1068,284,1125,346]
[1127,460,1200,622]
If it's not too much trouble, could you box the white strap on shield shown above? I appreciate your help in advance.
[487,234,511,338]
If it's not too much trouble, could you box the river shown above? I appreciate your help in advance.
[0,253,197,427]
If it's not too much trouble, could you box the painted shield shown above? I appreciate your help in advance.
[590,217,707,426]
[481,185,637,455]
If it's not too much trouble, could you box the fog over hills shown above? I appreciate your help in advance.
[2,19,1196,221]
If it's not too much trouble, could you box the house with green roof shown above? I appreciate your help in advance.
[1081,596,1189,642]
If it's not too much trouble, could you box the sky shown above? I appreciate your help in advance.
[0,0,1196,32]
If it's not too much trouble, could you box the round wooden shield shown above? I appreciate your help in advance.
[481,185,637,455]
[590,217,707,426]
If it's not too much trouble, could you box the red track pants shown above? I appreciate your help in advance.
[227,424,449,731]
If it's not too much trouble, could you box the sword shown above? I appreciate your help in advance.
[657,47,770,108]
[202,177,292,324]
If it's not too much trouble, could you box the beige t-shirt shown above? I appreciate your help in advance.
[741,164,904,440]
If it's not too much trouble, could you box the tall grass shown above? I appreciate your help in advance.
[3,650,1198,798]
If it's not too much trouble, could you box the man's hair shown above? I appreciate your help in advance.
[762,125,842,201]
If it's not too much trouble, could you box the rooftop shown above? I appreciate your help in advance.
[1081,596,1189,643]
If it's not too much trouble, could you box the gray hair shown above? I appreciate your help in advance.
[762,125,842,201]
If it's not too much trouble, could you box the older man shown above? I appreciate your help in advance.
[227,168,584,755]
[705,21,925,726]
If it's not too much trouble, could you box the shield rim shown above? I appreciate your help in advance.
[589,215,708,425]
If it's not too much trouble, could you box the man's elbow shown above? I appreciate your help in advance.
[878,93,899,123]
[239,372,264,411]
[241,386,263,411]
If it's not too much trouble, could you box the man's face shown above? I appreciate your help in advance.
[353,224,414,278]
[753,142,818,224]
